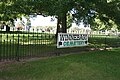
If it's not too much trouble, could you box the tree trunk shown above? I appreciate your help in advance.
[55,16,61,39]
[56,12,67,40]
[61,13,67,33]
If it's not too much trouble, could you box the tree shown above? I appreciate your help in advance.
[1,0,120,32]
[74,0,120,31]
[0,1,24,28]
[47,0,119,32]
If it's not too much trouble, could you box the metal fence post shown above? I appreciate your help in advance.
[0,31,2,61]
[104,35,107,50]
[16,33,20,61]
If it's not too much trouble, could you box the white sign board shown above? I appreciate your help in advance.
[57,33,88,48]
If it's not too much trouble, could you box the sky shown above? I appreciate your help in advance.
[15,15,90,30]
[15,15,57,27]
[30,15,57,26]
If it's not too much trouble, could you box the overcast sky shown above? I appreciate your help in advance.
[30,15,57,26]
[15,15,90,29]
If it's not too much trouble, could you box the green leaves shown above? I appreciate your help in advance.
[0,0,120,30]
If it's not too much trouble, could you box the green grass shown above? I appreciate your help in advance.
[0,48,120,80]
[89,35,120,47]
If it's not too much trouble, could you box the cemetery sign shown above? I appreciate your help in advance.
[57,33,88,48]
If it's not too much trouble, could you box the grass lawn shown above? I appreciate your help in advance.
[0,48,120,80]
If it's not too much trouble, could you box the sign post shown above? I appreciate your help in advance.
[57,33,88,48]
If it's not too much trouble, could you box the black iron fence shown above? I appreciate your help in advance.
[0,30,120,61]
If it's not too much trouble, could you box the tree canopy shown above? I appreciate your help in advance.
[0,0,120,31]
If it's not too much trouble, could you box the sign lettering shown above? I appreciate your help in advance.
[57,33,88,48]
